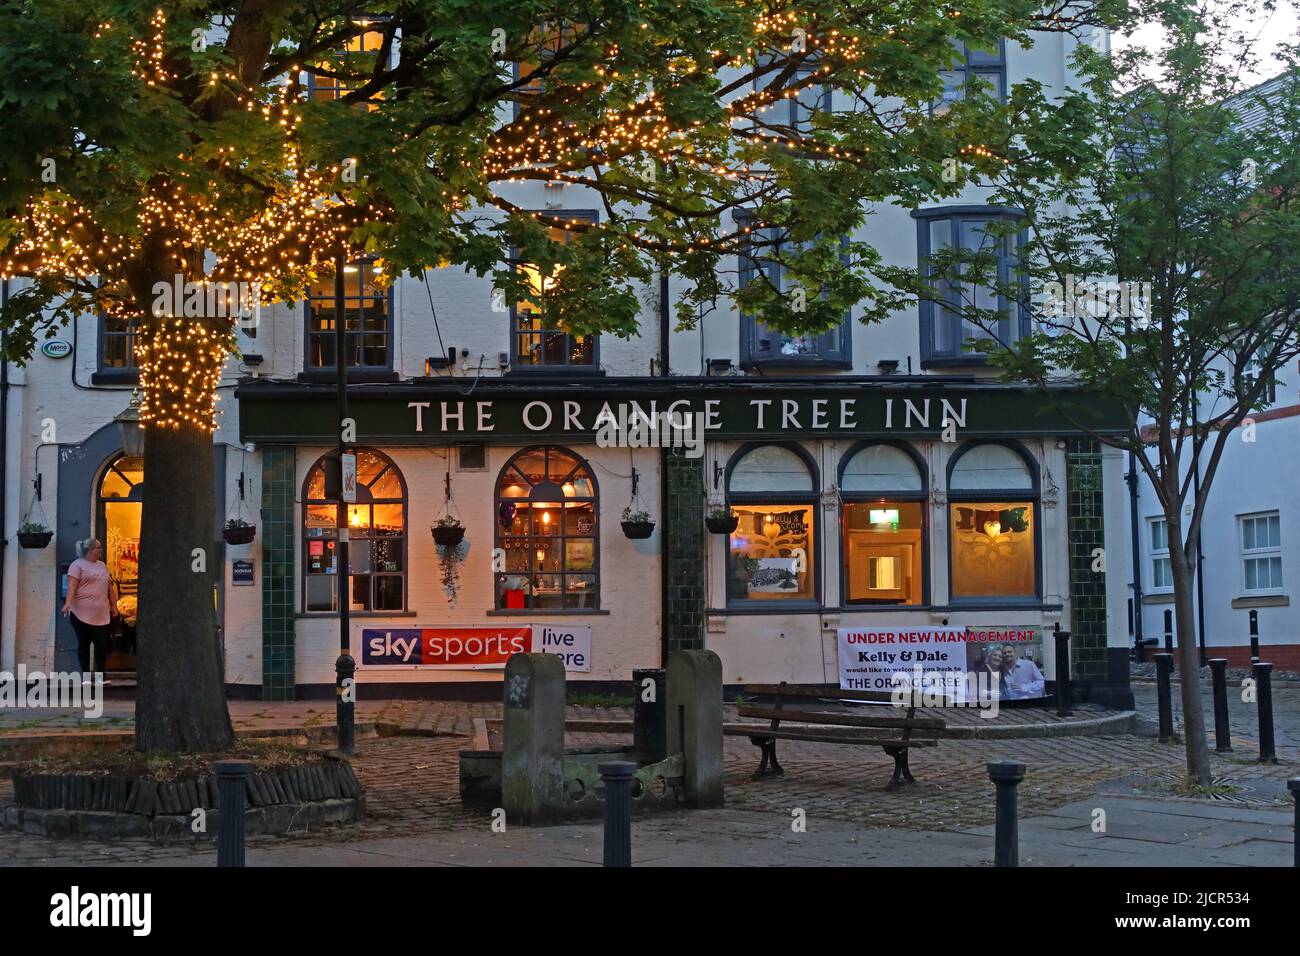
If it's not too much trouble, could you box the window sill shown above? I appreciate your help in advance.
[90,370,140,386]
[743,357,853,371]
[297,370,399,384]
[1142,592,1176,605]
[295,611,418,619]
[503,368,605,378]
[713,601,822,615]
[919,355,992,370]
[1231,594,1290,609]
[486,608,609,616]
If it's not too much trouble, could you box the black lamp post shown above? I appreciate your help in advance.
[334,247,356,757]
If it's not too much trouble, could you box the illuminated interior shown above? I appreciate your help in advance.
[843,501,923,604]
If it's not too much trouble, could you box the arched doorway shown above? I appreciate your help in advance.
[97,453,143,671]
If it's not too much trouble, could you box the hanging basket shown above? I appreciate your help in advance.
[223,525,256,545]
[621,519,655,540]
[705,514,739,534]
[18,530,53,550]
[432,524,466,547]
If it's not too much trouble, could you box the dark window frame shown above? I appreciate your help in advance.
[302,257,395,376]
[507,210,601,374]
[837,440,929,607]
[931,38,1007,115]
[96,314,140,383]
[913,205,1029,368]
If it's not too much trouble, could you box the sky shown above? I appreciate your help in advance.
[1111,0,1299,86]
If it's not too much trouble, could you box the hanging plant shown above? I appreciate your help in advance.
[17,522,53,549]
[223,517,256,545]
[432,514,466,547]
[705,505,738,534]
[434,459,466,601]
[437,540,465,603]
[621,506,655,539]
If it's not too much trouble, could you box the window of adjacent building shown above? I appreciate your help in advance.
[948,442,1037,600]
[511,212,598,370]
[840,443,926,605]
[726,445,817,604]
[752,54,831,138]
[1240,511,1283,592]
[1244,349,1278,406]
[1149,517,1173,590]
[304,258,392,371]
[495,446,598,609]
[932,39,1006,115]
[916,209,1026,365]
[99,314,139,375]
[736,214,851,368]
[303,449,406,613]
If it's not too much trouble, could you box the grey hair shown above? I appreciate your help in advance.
[75,538,102,558]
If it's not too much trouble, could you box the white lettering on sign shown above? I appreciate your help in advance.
[522,401,553,431]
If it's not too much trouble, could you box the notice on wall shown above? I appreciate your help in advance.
[231,559,255,586]
[837,625,1047,702]
[360,624,592,672]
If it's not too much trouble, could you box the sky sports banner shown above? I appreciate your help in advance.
[361,624,591,672]
[837,625,1047,702]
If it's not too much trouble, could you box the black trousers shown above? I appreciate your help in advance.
[69,612,110,673]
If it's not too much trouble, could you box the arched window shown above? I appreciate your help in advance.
[725,444,817,605]
[839,443,925,605]
[948,442,1038,600]
[303,449,407,612]
[495,446,598,609]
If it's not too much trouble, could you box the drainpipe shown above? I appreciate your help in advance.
[659,262,671,667]
[0,278,8,667]
[1127,450,1144,654]
[1192,391,1206,667]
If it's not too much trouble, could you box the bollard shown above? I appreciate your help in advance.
[988,760,1026,867]
[1289,778,1299,868]
[214,759,253,867]
[1153,653,1174,743]
[599,760,636,867]
[1163,609,1174,655]
[1208,659,1231,753]
[1254,662,1277,764]
[1249,610,1260,663]
[1053,624,1072,717]
[632,667,667,765]
[336,653,356,758]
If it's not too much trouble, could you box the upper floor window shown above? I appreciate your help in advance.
[725,444,818,605]
[840,443,926,606]
[511,212,598,370]
[304,258,393,372]
[303,449,407,613]
[1240,511,1283,592]
[753,55,831,138]
[948,442,1038,601]
[914,207,1026,366]
[307,29,387,107]
[1244,349,1279,406]
[736,214,851,368]
[513,21,586,113]
[1149,517,1173,590]
[495,446,599,610]
[933,39,1006,115]
[98,314,139,377]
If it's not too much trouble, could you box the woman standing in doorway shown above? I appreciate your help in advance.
[61,537,118,682]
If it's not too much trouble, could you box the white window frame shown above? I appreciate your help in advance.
[1239,511,1283,594]
[1148,517,1172,592]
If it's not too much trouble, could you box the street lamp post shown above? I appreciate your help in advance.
[334,247,356,756]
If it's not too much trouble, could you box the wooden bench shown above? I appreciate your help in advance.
[724,683,947,788]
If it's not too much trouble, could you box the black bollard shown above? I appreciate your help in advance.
[599,760,636,867]
[214,759,253,867]
[336,653,356,758]
[1289,778,1299,868]
[1053,624,1072,717]
[632,668,667,765]
[1209,658,1231,753]
[1254,662,1277,764]
[1249,610,1260,663]
[988,760,1026,867]
[1154,653,1174,743]
[1163,609,1174,654]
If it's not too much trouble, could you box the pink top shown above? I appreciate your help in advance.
[68,558,113,626]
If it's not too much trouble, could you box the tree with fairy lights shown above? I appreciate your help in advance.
[0,1,1123,752]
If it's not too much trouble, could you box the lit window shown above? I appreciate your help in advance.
[99,314,139,374]
[511,213,598,369]
[304,258,392,371]
[495,446,598,609]
[306,29,387,109]
[841,444,925,605]
[726,446,816,604]
[949,443,1037,599]
[1240,512,1283,592]
[303,449,406,613]
[1149,517,1172,590]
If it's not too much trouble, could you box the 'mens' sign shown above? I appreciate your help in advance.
[361,624,591,672]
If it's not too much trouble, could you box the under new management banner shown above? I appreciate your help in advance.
[837,625,1047,701]
[360,624,591,672]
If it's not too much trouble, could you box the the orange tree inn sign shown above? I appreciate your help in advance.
[237,379,1128,444]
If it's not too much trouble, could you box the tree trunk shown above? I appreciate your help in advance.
[131,301,234,753]
[1168,539,1211,785]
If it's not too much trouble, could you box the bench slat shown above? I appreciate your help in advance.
[739,684,901,702]
[736,705,945,731]
[723,723,940,746]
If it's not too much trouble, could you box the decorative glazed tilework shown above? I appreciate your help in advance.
[664,452,706,654]
[1066,438,1107,680]
[260,446,297,699]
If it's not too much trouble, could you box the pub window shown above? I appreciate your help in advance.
[303,449,407,613]
[304,258,393,372]
[99,314,139,376]
[948,442,1038,600]
[495,446,599,609]
[932,39,1006,115]
[736,212,851,368]
[840,443,925,606]
[511,212,598,370]
[1149,517,1173,591]
[915,207,1027,366]
[1240,511,1283,592]
[726,444,817,605]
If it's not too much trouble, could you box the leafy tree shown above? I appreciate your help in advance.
[0,0,1116,751]
[933,0,1300,783]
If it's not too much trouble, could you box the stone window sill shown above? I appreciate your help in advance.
[1230,594,1290,609]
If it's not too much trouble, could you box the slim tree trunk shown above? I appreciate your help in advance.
[1168,536,1211,785]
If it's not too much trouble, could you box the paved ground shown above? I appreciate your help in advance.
[0,682,1295,866]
